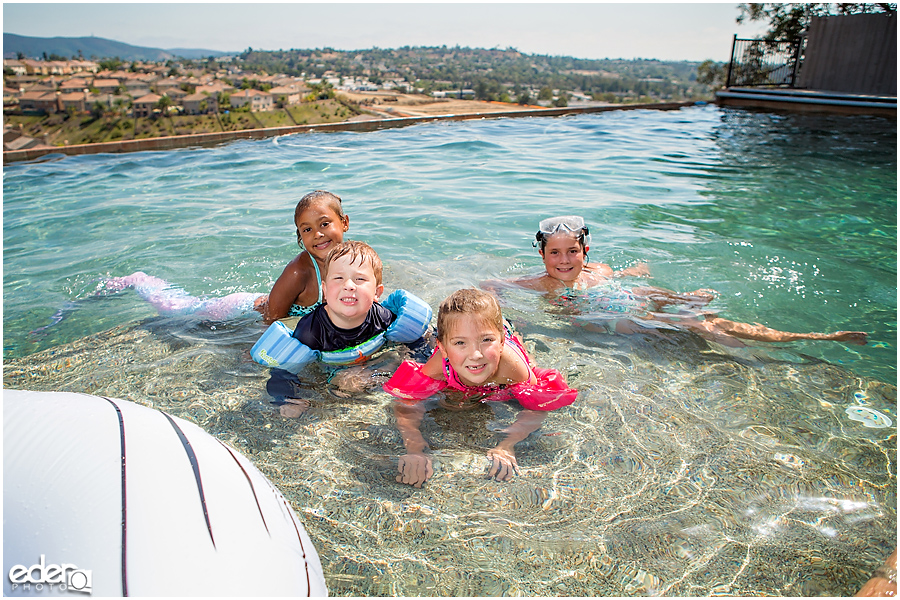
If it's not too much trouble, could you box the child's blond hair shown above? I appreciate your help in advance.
[436,288,504,345]
[324,241,383,286]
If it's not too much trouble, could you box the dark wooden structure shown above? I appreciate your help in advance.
[799,13,896,96]
[718,12,896,116]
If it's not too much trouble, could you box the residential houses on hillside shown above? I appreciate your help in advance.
[2,57,428,121]
[4,58,100,76]
[229,88,273,111]
[2,58,318,118]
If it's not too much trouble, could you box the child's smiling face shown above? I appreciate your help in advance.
[322,253,383,329]
[439,314,504,387]
[295,201,349,261]
[540,233,587,282]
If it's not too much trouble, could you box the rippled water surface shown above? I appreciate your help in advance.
[4,106,896,596]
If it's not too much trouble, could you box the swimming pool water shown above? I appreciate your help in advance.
[3,105,896,595]
[4,106,895,382]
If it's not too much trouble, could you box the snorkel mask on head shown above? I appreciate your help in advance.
[533,215,592,252]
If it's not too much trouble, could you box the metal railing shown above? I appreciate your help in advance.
[725,35,806,88]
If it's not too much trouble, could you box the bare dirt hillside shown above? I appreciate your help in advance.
[338,91,547,120]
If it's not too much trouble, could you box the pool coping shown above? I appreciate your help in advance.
[2,101,700,164]
[716,87,897,117]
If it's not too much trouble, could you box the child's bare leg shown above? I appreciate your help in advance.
[703,316,868,345]
[280,398,311,418]
[631,286,718,309]
[639,314,746,347]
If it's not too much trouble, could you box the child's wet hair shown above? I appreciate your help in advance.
[294,190,344,247]
[323,240,383,286]
[437,288,504,345]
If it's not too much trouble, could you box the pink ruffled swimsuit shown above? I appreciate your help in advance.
[383,325,578,412]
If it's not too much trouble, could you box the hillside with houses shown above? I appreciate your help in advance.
[3,48,714,151]
[3,56,344,150]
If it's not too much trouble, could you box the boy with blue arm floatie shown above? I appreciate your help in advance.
[252,240,432,417]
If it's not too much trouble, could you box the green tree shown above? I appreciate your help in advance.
[113,96,130,117]
[475,79,489,100]
[696,60,725,88]
[737,3,896,40]
[90,101,107,119]
[155,95,173,117]
[99,57,123,71]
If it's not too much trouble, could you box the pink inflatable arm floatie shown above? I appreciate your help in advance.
[384,361,577,411]
[383,360,448,403]
[509,367,578,411]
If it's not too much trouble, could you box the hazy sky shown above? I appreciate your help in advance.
[3,2,768,62]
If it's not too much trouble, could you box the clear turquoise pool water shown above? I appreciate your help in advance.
[5,106,895,383]
[3,105,896,596]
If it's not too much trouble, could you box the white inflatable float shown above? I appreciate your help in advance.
[3,390,328,597]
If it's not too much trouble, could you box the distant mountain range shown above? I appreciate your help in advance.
[3,33,231,61]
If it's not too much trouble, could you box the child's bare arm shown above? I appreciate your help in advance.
[481,278,520,293]
[265,255,312,322]
[393,401,433,488]
[487,273,560,293]
[494,343,537,386]
[487,409,547,481]
[420,350,445,380]
[394,401,428,454]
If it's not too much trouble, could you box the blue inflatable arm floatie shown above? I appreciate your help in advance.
[250,289,432,374]
[381,289,433,343]
[250,321,319,373]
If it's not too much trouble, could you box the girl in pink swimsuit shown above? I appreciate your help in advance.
[384,288,576,488]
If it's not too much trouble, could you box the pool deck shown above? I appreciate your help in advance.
[2,100,700,164]
[716,87,897,117]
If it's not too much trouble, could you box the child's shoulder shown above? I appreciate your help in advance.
[495,334,533,385]
[277,252,320,286]
[584,262,615,277]
[286,250,315,270]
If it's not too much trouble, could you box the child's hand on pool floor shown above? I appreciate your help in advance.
[279,398,310,418]
[487,446,519,481]
[396,452,433,488]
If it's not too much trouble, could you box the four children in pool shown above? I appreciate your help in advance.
[106,192,870,487]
